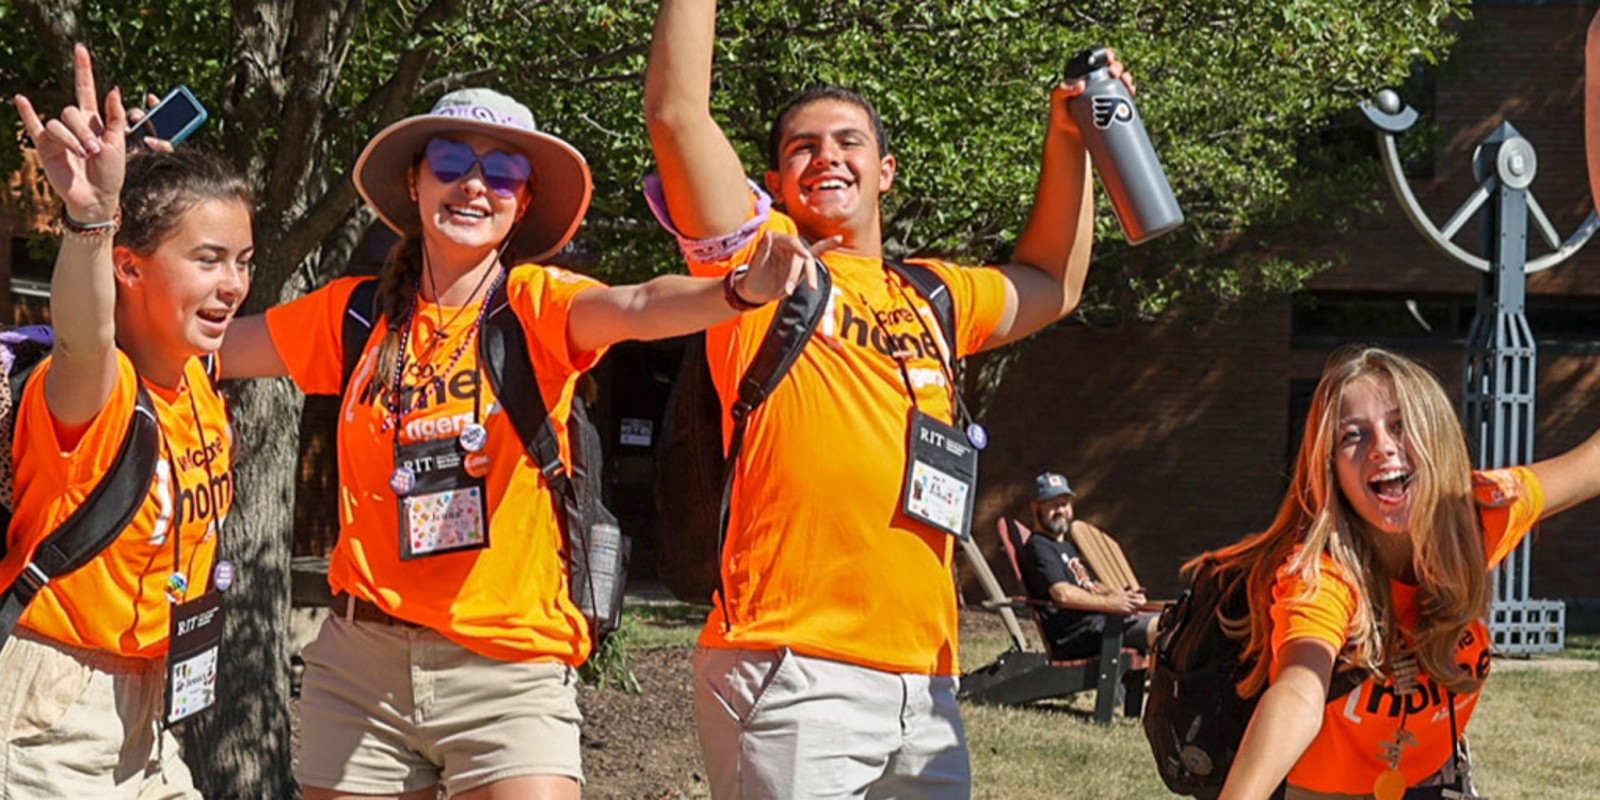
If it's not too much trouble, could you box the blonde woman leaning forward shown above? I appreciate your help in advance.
[1201,346,1600,800]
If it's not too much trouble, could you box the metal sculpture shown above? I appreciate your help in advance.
[1361,90,1597,654]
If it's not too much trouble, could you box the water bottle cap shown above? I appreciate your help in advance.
[1064,46,1112,81]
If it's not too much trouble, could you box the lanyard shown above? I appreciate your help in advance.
[386,265,504,490]
[860,264,973,427]
[159,370,224,603]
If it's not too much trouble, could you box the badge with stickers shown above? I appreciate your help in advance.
[395,435,489,559]
[902,409,979,540]
[164,590,224,725]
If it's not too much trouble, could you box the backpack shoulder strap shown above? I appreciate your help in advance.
[884,258,957,364]
[0,382,161,641]
[341,278,382,393]
[478,275,564,495]
[730,259,835,423]
[709,260,836,606]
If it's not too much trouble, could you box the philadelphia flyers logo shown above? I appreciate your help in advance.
[1091,96,1135,128]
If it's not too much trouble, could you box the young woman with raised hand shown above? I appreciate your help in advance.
[1,45,251,797]
[1208,346,1600,800]
[217,87,813,800]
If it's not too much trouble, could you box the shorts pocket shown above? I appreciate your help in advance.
[742,647,809,726]
[697,647,800,727]
[0,638,95,742]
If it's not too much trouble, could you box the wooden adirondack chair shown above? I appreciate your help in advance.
[959,517,1150,725]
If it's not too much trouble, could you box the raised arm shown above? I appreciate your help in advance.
[218,314,290,379]
[644,0,753,238]
[13,45,126,427]
[981,62,1130,351]
[566,231,829,353]
[1219,638,1336,800]
[1528,425,1600,519]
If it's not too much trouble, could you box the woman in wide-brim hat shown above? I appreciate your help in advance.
[221,86,822,799]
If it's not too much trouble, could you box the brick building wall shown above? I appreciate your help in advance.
[971,2,1600,602]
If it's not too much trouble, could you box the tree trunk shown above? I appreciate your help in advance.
[176,376,304,798]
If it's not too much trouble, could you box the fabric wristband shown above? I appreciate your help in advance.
[61,208,121,236]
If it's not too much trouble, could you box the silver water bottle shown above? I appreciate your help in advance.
[1065,46,1184,245]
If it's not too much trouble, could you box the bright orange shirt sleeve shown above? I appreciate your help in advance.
[505,264,609,377]
[263,276,367,395]
[1268,554,1359,680]
[1474,466,1544,568]
[916,260,1008,359]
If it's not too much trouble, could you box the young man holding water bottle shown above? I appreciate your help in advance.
[643,1,1157,796]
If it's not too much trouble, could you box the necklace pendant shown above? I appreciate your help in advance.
[458,423,489,453]
[1373,767,1406,800]
[390,464,417,496]
[165,572,190,604]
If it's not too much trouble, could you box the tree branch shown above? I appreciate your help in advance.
[13,0,82,90]
[276,172,363,270]
[278,0,467,268]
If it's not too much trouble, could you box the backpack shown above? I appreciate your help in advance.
[653,259,958,605]
[0,326,161,642]
[341,278,629,648]
[1143,562,1369,798]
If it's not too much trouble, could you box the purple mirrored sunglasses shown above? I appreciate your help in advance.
[424,137,532,197]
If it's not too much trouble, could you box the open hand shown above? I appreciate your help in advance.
[737,232,840,305]
[13,44,127,223]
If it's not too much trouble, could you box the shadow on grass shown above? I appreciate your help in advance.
[963,691,1143,727]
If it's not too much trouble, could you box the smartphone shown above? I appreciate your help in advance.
[128,86,208,148]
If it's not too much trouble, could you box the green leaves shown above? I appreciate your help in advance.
[0,0,1470,318]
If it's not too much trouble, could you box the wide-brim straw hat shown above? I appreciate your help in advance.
[353,88,592,263]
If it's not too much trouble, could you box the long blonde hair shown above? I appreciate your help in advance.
[1188,346,1489,697]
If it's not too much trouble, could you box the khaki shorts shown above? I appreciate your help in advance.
[693,646,970,800]
[295,614,583,796]
[0,629,199,799]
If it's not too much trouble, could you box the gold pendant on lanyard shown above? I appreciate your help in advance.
[1374,651,1422,800]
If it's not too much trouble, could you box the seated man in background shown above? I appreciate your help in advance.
[1019,472,1161,660]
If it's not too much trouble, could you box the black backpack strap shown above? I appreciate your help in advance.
[711,261,835,617]
[884,258,957,366]
[341,278,382,393]
[479,274,625,643]
[0,382,160,641]
[478,277,561,490]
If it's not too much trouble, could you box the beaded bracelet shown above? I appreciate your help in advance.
[722,266,765,311]
[61,208,121,237]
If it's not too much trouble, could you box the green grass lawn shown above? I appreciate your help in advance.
[960,624,1600,800]
[608,605,1600,799]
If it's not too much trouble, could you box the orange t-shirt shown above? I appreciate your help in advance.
[1270,467,1544,793]
[2,352,231,658]
[687,210,1008,675]
[264,265,605,664]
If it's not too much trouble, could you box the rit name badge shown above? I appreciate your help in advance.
[164,590,224,725]
[903,410,979,540]
[397,435,489,559]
